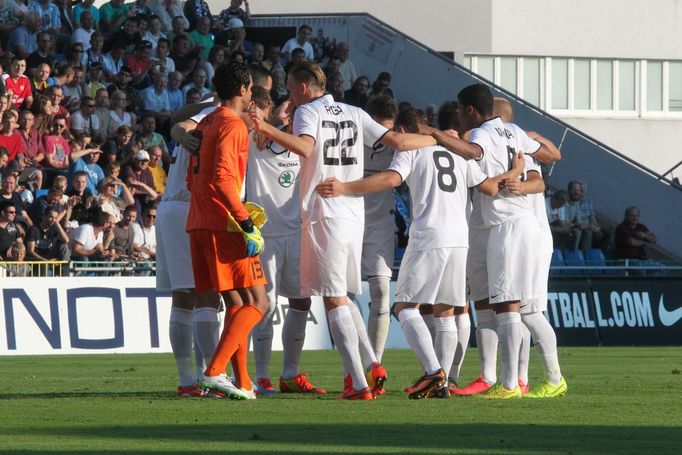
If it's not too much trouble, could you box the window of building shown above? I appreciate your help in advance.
[646,61,663,111]
[668,62,682,112]
[574,59,591,110]
[552,58,569,110]
[618,60,636,111]
[596,60,613,110]
[523,58,541,106]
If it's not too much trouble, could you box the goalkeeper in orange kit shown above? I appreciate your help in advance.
[186,60,268,400]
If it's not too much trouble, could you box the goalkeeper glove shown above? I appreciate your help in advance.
[238,217,264,257]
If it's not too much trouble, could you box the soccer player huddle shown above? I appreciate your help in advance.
[156,59,568,401]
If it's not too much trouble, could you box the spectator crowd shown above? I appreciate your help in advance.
[0,0,660,274]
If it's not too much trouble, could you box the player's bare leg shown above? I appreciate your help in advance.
[396,302,448,399]
[367,275,391,361]
[325,297,372,399]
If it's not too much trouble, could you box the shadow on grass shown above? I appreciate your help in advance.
[2,423,681,454]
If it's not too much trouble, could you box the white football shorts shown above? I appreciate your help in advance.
[487,215,539,304]
[300,218,363,297]
[156,200,194,291]
[361,217,395,279]
[466,227,490,302]
[395,247,468,307]
[522,226,553,314]
[261,232,308,304]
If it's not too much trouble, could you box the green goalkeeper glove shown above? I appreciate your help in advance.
[238,218,264,257]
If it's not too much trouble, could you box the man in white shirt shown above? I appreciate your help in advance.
[250,61,439,400]
[70,96,100,136]
[336,42,357,92]
[316,107,524,399]
[281,24,314,61]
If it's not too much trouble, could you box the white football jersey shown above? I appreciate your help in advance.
[469,117,541,227]
[363,142,395,225]
[294,94,389,225]
[162,105,217,203]
[388,145,487,251]
[246,131,301,237]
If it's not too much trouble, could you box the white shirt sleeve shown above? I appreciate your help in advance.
[293,103,319,139]
[132,223,144,247]
[465,159,488,188]
[468,127,494,158]
[190,105,217,124]
[70,112,86,131]
[387,149,414,182]
[515,128,542,155]
[359,109,389,148]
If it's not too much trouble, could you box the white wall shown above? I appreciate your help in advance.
[223,0,682,59]
[561,118,682,177]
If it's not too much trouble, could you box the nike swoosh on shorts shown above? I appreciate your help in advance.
[658,296,682,327]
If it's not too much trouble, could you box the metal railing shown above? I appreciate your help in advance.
[0,261,69,277]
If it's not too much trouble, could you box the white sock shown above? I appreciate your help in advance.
[399,307,441,375]
[367,276,391,362]
[281,308,308,379]
[518,323,531,386]
[522,311,562,384]
[194,338,205,380]
[434,316,457,379]
[348,300,378,368]
[421,313,436,344]
[251,299,277,379]
[169,307,195,387]
[451,313,471,384]
[193,307,221,378]
[496,311,522,391]
[475,309,498,385]
[328,306,368,390]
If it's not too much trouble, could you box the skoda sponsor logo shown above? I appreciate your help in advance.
[279,170,295,187]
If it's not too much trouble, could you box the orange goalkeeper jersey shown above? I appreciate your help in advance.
[186,106,251,231]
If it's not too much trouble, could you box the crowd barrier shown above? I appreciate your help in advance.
[0,276,680,356]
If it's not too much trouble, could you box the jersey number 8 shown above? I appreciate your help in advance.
[433,150,457,192]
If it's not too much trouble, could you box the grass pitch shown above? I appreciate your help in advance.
[1,347,681,454]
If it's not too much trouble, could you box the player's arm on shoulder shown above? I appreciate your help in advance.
[170,119,200,153]
[526,131,561,163]
[316,171,402,198]
[170,100,216,124]
[476,152,526,196]
[418,124,482,160]
[249,106,315,158]
[504,169,545,196]
[379,130,437,152]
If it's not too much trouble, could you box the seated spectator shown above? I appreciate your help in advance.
[326,71,345,102]
[8,153,42,193]
[144,15,167,56]
[70,96,99,137]
[250,42,264,66]
[103,125,135,164]
[545,189,579,250]
[345,75,369,108]
[0,201,25,259]
[99,0,133,35]
[52,175,70,205]
[5,240,32,276]
[166,14,188,47]
[26,205,70,262]
[42,115,71,172]
[107,66,137,110]
[181,67,209,98]
[335,42,356,91]
[133,204,156,262]
[69,146,105,196]
[122,149,158,211]
[61,66,85,112]
[262,44,284,74]
[166,71,184,111]
[216,18,246,58]
[72,10,96,51]
[0,148,9,175]
[183,0,212,31]
[17,109,45,181]
[170,33,199,79]
[284,48,306,73]
[108,15,142,54]
[31,94,54,135]
[370,71,396,100]
[249,64,272,90]
[64,42,85,69]
[139,73,172,124]
[107,90,136,136]
[126,40,154,89]
[219,0,250,26]
[0,173,32,227]
[281,24,314,61]
[31,62,55,95]
[0,95,10,117]
[47,85,71,120]
[147,145,166,194]
[0,110,26,161]
[85,62,107,99]
[136,115,169,161]
[73,0,100,30]
[102,44,126,82]
[7,11,40,59]
[81,32,106,69]
[68,208,116,261]
[4,57,33,109]
[0,0,26,34]
[27,31,57,71]
[152,38,175,76]
[63,170,97,228]
[185,87,202,105]
[29,186,65,225]
[93,88,111,135]
[324,55,341,78]
[131,0,153,17]
[30,0,61,34]
[96,175,134,222]
[425,104,438,128]
[271,67,288,106]
[189,16,214,60]
[110,203,139,260]
[54,0,76,37]
[615,207,657,260]
[565,180,608,252]
[150,0,188,33]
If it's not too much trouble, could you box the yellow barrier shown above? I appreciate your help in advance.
[0,261,69,278]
